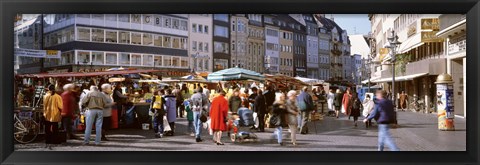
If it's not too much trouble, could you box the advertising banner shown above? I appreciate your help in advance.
[437,83,455,130]
[46,50,61,59]
[14,48,46,58]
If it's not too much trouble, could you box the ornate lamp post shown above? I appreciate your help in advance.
[385,30,402,125]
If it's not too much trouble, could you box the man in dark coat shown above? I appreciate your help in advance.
[254,89,267,132]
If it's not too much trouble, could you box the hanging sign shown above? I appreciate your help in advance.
[46,50,61,59]
[15,48,46,58]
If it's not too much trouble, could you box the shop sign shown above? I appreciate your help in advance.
[421,31,444,43]
[448,34,466,55]
[421,18,440,31]
[379,48,389,62]
[132,14,141,24]
[407,22,417,37]
[46,50,61,59]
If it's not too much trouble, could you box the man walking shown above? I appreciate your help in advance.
[297,86,314,134]
[173,85,184,118]
[81,86,112,145]
[61,83,80,140]
[364,90,400,151]
[190,87,210,142]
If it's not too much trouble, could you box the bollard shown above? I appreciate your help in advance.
[435,73,455,131]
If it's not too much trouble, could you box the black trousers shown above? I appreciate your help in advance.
[258,113,265,131]
[61,117,74,136]
[176,102,184,117]
[168,122,175,134]
[45,121,58,144]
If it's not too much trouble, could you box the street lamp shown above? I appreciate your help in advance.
[385,30,402,125]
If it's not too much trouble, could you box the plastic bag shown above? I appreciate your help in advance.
[341,105,346,114]
[163,116,172,132]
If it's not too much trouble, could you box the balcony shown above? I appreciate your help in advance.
[406,58,446,76]
[331,49,342,55]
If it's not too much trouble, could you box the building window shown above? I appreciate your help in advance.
[204,26,209,34]
[91,52,104,65]
[61,52,73,65]
[143,54,153,66]
[204,43,209,52]
[92,29,104,42]
[214,25,228,38]
[172,19,180,29]
[154,35,163,47]
[105,30,117,43]
[214,41,229,54]
[213,14,228,22]
[181,58,188,68]
[118,14,130,22]
[120,53,130,65]
[131,33,142,45]
[180,20,188,31]
[232,40,235,51]
[131,54,142,65]
[192,24,197,33]
[172,57,179,67]
[77,28,90,41]
[192,41,197,51]
[143,33,153,46]
[199,42,203,52]
[180,38,187,50]
[154,56,162,66]
[77,51,91,64]
[163,36,171,48]
[163,56,172,67]
[172,38,180,49]
[77,14,90,18]
[119,31,130,44]
[198,25,203,33]
[105,52,117,65]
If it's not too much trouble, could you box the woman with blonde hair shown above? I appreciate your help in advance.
[271,93,287,146]
[286,90,299,145]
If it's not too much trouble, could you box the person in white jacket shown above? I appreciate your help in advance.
[362,94,375,128]
[327,89,335,116]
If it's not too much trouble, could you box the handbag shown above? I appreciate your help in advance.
[199,96,209,123]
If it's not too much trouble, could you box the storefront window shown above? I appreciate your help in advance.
[131,33,142,45]
[172,38,180,49]
[92,52,104,65]
[154,35,163,47]
[163,56,172,67]
[131,54,142,65]
[106,30,117,43]
[106,52,117,65]
[92,29,105,42]
[143,33,153,46]
[119,31,130,44]
[77,51,90,64]
[77,28,90,41]
[143,55,153,66]
[214,59,228,70]
[120,53,130,65]
[163,36,171,48]
[61,52,73,65]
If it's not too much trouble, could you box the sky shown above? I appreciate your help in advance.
[330,14,371,35]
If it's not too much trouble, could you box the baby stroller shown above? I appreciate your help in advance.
[228,108,259,143]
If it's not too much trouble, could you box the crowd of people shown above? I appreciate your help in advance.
[40,80,399,151]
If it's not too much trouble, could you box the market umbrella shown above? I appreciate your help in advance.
[207,67,264,82]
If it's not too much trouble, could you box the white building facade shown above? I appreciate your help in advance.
[188,14,213,72]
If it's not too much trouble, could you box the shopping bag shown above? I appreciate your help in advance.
[341,105,346,114]
[163,116,172,132]
[253,112,259,128]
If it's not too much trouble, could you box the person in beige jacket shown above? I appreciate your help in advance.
[43,84,63,149]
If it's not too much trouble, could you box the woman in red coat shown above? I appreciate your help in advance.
[209,90,228,145]
[342,88,352,119]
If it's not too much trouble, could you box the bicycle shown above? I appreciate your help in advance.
[14,110,40,144]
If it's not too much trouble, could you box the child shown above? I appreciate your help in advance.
[184,100,194,136]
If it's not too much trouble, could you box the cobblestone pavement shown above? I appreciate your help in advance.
[15,111,466,151]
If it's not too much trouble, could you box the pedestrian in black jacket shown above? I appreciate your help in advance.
[333,89,343,118]
[254,89,266,132]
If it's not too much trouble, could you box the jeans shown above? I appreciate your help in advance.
[274,126,283,143]
[378,124,399,151]
[152,115,164,134]
[84,109,104,145]
[193,111,202,139]
[188,120,194,133]
[299,111,309,133]
[62,117,74,136]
